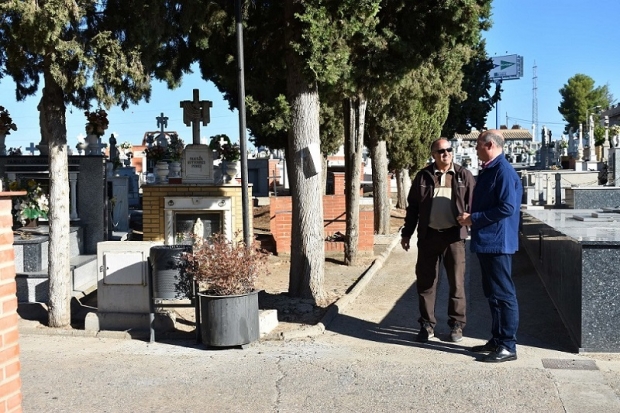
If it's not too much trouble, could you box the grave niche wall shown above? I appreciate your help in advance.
[0,156,107,254]
[521,209,620,352]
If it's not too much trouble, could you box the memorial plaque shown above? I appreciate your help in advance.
[182,144,214,183]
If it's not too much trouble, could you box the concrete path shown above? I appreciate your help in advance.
[18,237,620,412]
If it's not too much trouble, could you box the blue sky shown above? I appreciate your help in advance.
[1,0,618,151]
[0,65,239,152]
[484,0,620,140]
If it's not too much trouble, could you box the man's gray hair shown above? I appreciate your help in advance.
[481,130,505,148]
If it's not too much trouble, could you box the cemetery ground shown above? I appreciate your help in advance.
[17,201,407,339]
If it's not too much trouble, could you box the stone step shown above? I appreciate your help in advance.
[16,254,98,303]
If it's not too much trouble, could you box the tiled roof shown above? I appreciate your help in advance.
[452,129,533,141]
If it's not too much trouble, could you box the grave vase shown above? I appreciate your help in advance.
[224,160,239,184]
[76,141,86,155]
[23,218,38,228]
[155,161,169,184]
[169,161,182,179]
[85,134,103,156]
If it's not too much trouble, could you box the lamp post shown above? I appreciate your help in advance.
[235,0,251,247]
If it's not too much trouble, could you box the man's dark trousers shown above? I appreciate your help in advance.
[415,226,466,328]
[477,252,519,352]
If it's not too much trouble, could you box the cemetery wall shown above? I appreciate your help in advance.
[269,195,374,255]
[0,193,22,412]
[141,184,250,242]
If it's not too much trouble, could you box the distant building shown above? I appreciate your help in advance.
[600,105,620,127]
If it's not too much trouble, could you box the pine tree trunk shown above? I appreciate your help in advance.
[43,74,72,328]
[285,0,325,302]
[343,96,367,266]
[370,140,390,235]
[395,168,411,210]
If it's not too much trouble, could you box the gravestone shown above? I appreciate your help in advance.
[180,89,214,184]
[113,167,140,207]
[0,156,107,253]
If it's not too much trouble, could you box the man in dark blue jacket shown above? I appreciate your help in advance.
[457,129,522,363]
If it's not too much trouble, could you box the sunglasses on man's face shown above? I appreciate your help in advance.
[434,147,453,155]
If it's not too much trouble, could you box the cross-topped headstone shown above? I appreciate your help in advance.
[26,142,37,155]
[180,89,213,145]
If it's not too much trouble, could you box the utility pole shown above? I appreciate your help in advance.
[532,61,538,141]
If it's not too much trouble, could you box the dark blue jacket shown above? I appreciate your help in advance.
[470,153,522,254]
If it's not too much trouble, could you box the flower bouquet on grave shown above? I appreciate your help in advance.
[0,106,17,135]
[167,135,185,162]
[8,179,49,226]
[7,147,22,156]
[209,134,241,162]
[84,109,109,135]
[144,145,168,163]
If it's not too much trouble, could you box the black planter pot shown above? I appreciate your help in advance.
[149,245,192,299]
[199,290,259,347]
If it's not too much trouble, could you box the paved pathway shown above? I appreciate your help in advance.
[18,239,620,412]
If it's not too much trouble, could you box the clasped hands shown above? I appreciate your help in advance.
[457,212,472,227]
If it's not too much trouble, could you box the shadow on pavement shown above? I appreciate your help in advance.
[325,243,577,354]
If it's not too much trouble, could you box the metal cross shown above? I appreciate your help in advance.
[156,113,168,134]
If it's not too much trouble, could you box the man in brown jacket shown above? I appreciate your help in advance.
[401,138,476,343]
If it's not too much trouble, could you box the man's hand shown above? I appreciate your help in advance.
[457,212,472,227]
[401,237,411,251]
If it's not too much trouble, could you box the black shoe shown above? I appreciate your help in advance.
[481,347,517,363]
[416,323,434,343]
[449,323,463,342]
[470,341,497,353]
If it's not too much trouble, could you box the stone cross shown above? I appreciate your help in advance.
[26,142,36,155]
[180,89,213,145]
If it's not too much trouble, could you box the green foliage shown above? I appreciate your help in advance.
[0,0,206,114]
[442,39,500,137]
[0,106,17,134]
[558,74,613,133]
[8,179,49,225]
[594,125,606,146]
[168,135,185,161]
[209,134,240,162]
[367,44,470,172]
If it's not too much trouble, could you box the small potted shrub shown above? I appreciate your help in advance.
[180,231,269,347]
